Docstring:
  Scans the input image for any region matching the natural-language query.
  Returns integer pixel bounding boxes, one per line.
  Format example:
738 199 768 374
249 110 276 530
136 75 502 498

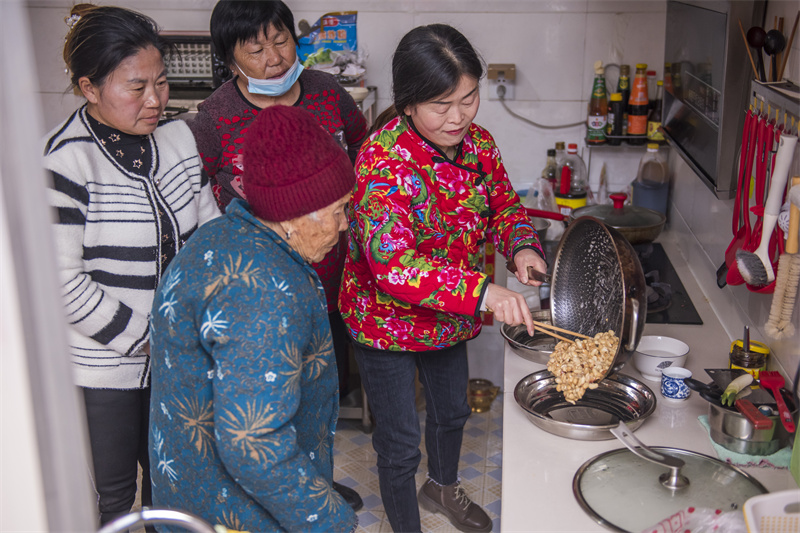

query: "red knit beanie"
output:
242 105 355 222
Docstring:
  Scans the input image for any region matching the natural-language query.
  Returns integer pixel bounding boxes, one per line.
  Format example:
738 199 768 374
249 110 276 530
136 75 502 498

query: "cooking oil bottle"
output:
631 143 668 215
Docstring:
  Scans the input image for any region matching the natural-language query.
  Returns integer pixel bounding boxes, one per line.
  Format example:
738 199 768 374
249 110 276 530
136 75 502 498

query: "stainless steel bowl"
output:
500 309 555 365
707 394 797 455
514 370 656 440
531 216 551 242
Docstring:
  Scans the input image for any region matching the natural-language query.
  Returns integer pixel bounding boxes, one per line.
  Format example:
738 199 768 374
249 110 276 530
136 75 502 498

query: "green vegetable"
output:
720 373 754 406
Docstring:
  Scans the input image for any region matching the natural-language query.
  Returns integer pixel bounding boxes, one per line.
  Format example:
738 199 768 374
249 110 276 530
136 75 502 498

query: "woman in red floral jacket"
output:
339 24 546 533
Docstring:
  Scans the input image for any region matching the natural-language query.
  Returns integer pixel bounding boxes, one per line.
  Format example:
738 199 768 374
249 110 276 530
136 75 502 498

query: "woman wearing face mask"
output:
193 0 367 207
340 24 546 533
190 0 367 512
43 4 218 526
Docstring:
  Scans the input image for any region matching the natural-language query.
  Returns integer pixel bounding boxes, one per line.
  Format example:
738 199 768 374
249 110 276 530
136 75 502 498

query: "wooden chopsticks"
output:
532 321 593 344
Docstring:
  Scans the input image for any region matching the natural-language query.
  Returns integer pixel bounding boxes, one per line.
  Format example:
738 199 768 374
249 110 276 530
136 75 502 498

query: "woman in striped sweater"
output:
43 4 218 526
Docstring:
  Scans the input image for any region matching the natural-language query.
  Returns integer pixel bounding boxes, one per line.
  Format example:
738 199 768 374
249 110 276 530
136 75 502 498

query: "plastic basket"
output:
743 489 800 533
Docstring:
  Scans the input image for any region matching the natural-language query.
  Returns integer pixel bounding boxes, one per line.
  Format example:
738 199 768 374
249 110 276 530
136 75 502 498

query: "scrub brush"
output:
765 176 799 339
737 134 798 286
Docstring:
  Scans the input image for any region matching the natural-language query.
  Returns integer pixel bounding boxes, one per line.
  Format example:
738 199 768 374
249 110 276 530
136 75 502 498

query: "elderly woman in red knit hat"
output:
148 105 357 532
191 1 367 445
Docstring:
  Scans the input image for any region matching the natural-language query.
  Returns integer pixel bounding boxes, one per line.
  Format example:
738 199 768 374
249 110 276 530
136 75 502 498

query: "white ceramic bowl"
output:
632 336 690 382
345 86 370 103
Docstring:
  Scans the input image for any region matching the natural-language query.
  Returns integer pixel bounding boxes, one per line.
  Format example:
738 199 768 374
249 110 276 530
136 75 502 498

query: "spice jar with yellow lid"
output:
729 325 769 381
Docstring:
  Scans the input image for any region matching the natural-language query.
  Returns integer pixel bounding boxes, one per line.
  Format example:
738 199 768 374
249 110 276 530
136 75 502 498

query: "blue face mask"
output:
236 57 304 97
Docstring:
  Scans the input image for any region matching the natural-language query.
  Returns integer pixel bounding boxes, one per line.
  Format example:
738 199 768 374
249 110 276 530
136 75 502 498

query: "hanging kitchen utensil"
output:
739 134 798 288
570 193 666 244
760 371 797 433
729 108 769 285
573 421 768 532
744 122 788 294
722 105 758 287
747 26 768 82
748 111 775 251
764 29 786 82
766 176 800 339
549 217 647 376
778 11 799 80
738 19 760 80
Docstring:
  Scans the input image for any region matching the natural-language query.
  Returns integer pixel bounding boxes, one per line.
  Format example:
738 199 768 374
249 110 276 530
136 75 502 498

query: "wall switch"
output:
487 63 516 101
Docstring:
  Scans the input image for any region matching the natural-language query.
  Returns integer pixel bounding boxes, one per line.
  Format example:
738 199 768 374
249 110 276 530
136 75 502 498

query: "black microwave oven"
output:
662 0 765 199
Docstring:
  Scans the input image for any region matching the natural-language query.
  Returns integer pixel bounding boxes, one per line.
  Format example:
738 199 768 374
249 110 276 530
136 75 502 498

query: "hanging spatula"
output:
759 370 796 433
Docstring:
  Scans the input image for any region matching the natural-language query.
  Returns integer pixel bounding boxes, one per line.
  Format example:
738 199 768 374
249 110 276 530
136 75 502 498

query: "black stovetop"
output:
632 242 703 325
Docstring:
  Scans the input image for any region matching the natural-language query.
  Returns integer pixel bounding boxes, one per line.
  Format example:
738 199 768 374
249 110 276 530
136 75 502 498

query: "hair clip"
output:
65 13 81 30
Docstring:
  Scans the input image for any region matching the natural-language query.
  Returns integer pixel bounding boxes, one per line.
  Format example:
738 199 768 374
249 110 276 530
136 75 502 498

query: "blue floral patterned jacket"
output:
149 199 356 532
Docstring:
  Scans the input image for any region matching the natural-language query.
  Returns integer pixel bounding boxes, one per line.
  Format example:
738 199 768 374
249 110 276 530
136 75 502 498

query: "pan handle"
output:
609 422 688 491
625 298 640 352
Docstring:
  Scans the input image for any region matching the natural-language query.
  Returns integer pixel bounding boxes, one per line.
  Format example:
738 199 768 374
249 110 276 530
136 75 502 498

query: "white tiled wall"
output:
30 0 666 192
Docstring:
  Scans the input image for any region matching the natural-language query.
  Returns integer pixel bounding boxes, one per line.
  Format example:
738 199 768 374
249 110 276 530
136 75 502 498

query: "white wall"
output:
30 0 667 192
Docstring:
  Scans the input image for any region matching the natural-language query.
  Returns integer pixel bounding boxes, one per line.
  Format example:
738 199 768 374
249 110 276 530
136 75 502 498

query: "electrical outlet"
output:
487 63 516 101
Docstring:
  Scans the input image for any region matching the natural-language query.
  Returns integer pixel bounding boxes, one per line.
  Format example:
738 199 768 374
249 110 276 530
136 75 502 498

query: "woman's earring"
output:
285 228 292 240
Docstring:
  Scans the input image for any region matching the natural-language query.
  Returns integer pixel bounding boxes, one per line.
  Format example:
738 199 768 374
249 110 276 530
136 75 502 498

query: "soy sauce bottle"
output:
617 65 631 135
606 93 624 146
626 63 649 145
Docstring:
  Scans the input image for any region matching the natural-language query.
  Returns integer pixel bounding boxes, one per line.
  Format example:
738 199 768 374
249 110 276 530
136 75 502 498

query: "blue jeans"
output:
353 342 471 533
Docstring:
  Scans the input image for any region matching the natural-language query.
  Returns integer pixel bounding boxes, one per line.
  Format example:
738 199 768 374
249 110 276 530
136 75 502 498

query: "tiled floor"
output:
334 394 504 533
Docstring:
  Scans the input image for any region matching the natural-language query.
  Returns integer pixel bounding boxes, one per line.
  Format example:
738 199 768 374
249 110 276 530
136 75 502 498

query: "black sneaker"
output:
333 481 364 512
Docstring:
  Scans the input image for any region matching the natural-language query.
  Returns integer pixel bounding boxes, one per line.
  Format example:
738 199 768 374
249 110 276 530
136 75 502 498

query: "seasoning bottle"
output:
632 143 669 215
554 144 588 215
616 65 631 135
729 326 769 381
541 148 557 186
646 69 657 112
626 63 649 145
646 80 665 144
586 60 608 145
554 141 567 170
606 93 624 146
663 63 674 95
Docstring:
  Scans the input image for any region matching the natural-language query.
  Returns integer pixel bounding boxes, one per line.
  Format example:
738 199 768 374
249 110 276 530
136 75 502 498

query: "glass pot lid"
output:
573 447 768 532
573 193 665 229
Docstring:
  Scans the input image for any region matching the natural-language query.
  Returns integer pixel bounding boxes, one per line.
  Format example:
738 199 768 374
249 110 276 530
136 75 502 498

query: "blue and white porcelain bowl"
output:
661 367 692 401
632 336 690 382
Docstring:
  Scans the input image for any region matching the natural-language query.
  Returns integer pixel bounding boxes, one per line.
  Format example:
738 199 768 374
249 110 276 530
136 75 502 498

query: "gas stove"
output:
633 243 703 325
